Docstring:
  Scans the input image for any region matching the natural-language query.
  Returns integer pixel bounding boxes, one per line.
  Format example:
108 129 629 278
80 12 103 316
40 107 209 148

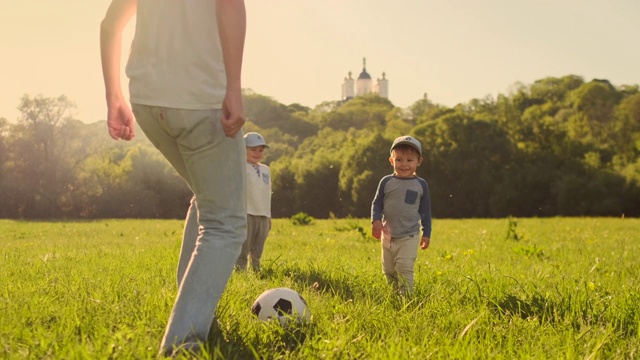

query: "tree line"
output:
1 75 639 219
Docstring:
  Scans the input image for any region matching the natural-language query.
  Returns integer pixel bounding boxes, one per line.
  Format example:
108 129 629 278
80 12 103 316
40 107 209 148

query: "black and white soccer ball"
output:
251 287 310 326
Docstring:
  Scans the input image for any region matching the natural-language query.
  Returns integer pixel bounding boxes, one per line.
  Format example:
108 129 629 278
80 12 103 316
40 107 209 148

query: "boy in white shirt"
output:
236 132 272 272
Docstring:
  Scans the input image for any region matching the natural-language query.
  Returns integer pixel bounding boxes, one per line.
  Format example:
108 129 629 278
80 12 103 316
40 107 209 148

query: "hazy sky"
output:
1 0 639 124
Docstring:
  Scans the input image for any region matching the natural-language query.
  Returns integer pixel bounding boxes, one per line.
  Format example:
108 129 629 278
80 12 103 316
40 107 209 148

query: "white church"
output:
341 58 389 102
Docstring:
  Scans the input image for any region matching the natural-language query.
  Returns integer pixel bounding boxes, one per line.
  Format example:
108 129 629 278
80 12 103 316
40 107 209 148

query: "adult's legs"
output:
134 105 198 288
178 196 199 287
133 105 246 354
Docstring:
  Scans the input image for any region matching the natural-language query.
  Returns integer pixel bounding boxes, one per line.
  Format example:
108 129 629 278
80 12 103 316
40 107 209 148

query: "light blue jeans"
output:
132 105 247 354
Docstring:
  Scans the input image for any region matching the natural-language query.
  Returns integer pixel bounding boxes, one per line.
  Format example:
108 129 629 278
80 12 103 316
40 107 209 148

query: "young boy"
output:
235 132 272 272
371 136 432 295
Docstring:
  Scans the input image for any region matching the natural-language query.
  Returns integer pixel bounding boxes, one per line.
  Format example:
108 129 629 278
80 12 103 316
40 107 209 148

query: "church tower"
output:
374 72 389 99
341 71 355 101
356 58 372 96
341 57 388 102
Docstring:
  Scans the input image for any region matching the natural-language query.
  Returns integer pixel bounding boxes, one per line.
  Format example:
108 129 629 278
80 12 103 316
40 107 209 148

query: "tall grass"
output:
1 218 639 359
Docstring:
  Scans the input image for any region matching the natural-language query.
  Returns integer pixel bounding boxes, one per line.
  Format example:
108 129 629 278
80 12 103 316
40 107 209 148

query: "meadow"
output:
1 217 639 359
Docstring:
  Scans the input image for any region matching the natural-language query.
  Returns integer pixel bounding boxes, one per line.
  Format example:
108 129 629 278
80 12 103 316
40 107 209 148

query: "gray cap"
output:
390 135 422 156
244 132 270 148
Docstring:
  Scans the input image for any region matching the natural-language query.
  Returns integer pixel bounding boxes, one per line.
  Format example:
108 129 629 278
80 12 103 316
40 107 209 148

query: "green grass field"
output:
1 217 639 359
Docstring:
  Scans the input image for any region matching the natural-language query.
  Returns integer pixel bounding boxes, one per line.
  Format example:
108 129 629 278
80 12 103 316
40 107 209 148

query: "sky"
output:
1 0 639 124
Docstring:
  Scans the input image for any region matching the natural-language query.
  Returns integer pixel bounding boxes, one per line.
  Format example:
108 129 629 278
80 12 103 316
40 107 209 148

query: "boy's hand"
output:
372 220 383 239
420 236 430 250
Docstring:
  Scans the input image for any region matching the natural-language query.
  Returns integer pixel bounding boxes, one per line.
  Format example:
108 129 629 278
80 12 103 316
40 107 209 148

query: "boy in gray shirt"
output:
371 136 432 295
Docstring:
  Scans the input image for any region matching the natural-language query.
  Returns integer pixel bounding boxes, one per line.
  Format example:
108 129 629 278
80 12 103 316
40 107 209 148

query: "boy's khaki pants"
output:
236 214 270 271
132 105 247 354
381 233 420 295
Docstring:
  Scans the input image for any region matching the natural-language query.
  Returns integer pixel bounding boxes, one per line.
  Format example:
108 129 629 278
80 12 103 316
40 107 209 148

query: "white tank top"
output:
126 0 226 109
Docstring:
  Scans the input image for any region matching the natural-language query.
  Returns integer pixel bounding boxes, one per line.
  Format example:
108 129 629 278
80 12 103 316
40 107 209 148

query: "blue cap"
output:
244 132 270 148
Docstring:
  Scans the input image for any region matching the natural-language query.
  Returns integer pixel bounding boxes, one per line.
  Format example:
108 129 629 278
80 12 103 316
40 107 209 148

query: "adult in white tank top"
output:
101 0 247 356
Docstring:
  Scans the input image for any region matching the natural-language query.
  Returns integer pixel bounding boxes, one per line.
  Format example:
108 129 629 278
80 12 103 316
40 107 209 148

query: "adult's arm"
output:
217 0 247 138
100 0 137 141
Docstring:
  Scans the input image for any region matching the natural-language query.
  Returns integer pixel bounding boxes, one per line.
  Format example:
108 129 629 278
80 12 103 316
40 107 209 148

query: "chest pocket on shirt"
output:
404 189 419 204
262 173 270 185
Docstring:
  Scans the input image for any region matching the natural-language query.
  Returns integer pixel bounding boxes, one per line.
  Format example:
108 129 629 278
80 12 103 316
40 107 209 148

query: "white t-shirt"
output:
126 0 227 109
246 162 272 217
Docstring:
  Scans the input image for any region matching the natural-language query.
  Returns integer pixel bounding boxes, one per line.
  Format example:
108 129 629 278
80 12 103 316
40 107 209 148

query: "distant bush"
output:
291 212 314 226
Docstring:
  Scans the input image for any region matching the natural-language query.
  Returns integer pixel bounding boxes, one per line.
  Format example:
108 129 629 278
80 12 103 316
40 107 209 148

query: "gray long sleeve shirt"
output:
371 174 432 238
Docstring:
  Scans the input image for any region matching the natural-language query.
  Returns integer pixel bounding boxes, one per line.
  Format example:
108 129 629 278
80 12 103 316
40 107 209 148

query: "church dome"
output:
357 57 371 80
358 70 371 80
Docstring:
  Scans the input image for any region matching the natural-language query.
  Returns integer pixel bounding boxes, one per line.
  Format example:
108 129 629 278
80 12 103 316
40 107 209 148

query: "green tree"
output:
122 146 190 218
555 163 629 216
611 93 640 162
271 129 348 218
270 162 298 218
290 153 342 218
518 103 567 153
529 75 584 104
243 92 317 139
0 118 9 217
482 94 522 145
5 94 82 217
338 132 391 217
316 94 394 131
414 112 514 217
488 152 561 217
569 80 621 146
80 145 189 218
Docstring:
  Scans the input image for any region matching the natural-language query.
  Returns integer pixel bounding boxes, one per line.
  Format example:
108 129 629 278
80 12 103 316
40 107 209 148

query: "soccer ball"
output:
251 287 310 326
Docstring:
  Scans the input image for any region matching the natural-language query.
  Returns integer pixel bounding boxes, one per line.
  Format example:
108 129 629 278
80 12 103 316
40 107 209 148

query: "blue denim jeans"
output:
132 105 247 354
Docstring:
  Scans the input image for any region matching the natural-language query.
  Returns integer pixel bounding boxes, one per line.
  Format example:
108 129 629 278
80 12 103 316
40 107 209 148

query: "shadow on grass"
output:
256 260 429 312
257 260 360 302
205 319 254 360
206 316 312 360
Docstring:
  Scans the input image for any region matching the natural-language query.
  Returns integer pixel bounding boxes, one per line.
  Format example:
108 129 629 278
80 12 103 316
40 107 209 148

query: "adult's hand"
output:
221 89 245 138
